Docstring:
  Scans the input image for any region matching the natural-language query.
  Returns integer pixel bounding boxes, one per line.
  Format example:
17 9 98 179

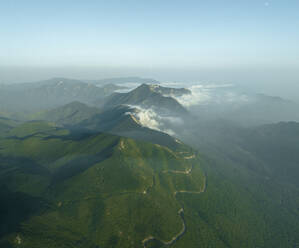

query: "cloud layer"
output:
160 83 250 108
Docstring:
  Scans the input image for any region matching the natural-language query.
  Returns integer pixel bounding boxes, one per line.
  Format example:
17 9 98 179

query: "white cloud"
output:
158 82 185 88
135 108 161 131
114 82 140 93
125 105 182 136
174 85 211 107
162 83 251 108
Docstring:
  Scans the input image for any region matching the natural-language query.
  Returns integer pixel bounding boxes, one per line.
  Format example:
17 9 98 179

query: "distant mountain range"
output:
86 76 160 85
0 78 125 113
188 86 299 125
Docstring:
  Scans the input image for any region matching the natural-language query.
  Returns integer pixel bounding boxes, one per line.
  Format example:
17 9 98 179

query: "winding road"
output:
142 154 206 248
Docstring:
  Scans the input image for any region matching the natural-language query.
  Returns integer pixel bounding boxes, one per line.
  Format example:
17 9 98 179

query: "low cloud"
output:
125 105 183 136
161 83 250 108
174 85 211 107
115 82 140 93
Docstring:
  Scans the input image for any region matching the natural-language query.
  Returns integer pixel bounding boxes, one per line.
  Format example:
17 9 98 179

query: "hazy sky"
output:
1 0 299 68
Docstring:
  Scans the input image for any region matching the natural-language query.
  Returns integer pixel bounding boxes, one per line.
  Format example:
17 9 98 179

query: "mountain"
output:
0 117 19 136
176 119 299 247
31 101 101 126
240 121 299 186
25 100 183 150
86 77 160 85
5 121 69 138
1 78 299 247
188 87 299 126
0 78 124 113
100 83 127 94
0 121 205 248
148 84 191 97
228 94 299 125
179 119 299 189
1 120 298 247
101 84 188 114
76 105 183 150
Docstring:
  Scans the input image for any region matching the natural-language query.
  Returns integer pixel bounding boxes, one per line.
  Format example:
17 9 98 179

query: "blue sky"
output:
1 0 299 68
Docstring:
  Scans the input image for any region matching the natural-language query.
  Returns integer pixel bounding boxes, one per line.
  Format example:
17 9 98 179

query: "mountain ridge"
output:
0 121 205 248
102 84 188 115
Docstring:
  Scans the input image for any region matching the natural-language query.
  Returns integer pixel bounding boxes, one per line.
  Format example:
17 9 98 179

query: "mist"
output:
1 65 298 102
1 1 299 247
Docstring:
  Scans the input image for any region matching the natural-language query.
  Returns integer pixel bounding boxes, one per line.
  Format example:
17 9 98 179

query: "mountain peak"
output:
135 83 154 91
127 84 159 98
103 83 188 114
134 83 191 97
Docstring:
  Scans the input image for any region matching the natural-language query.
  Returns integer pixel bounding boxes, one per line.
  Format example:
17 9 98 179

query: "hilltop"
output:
31 101 101 126
102 84 189 114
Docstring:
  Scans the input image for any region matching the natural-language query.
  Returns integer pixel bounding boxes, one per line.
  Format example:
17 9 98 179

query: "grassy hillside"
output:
30 102 101 126
0 117 19 136
0 121 298 247
0 122 205 248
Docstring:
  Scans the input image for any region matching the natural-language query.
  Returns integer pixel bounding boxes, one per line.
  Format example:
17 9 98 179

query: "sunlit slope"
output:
30 101 101 126
2 121 297 248
0 122 205 248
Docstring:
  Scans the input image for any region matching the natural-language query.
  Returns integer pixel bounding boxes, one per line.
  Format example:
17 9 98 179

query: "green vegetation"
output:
0 122 205 248
0 117 18 136
175 121 299 248
77 105 184 150
30 101 101 126
0 117 298 247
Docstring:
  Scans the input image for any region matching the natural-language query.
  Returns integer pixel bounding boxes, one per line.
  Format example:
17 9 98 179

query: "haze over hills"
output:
86 77 160 86
2 76 298 125
0 78 125 113
190 92 299 126
0 78 298 248
1 0 299 246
